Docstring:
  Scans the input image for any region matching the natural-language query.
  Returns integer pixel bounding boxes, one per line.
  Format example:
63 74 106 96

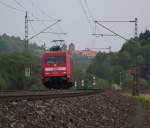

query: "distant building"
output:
76 48 97 58
68 43 97 58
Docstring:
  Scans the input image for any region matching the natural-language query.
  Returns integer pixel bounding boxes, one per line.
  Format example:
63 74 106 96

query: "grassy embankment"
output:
122 92 150 128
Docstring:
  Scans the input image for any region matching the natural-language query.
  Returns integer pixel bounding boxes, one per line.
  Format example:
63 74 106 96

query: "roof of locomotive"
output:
42 51 68 57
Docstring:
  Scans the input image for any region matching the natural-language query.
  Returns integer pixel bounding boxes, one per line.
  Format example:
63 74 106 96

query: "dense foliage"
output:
87 30 150 88
0 34 44 56
0 30 150 90
0 52 44 90
0 34 44 90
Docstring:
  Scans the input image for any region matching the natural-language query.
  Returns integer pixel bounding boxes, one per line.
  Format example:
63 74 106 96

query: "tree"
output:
0 52 42 90
139 30 150 40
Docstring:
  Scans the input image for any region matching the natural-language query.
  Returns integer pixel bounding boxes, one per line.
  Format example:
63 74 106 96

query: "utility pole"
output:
135 17 138 37
133 18 139 96
25 11 28 49
24 11 31 80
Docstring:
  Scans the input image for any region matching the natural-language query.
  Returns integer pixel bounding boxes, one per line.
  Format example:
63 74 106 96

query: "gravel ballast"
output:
0 90 135 128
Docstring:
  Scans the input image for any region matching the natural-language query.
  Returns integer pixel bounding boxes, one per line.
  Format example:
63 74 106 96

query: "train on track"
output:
40 45 74 89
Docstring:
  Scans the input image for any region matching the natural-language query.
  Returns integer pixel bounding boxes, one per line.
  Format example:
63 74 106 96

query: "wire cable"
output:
0 0 25 13
30 0 65 40
95 21 128 41
79 0 93 32
13 0 26 10
83 0 97 48
27 0 64 39
28 17 44 43
84 0 95 33
84 0 94 21
30 0 55 21
13 0 64 41
29 20 60 40
13 0 48 27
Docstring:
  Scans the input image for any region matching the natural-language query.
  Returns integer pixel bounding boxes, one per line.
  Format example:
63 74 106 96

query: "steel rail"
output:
0 89 103 101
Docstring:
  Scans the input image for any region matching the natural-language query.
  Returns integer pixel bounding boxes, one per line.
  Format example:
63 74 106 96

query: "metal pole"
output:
133 18 139 95
135 17 138 37
25 11 31 80
25 11 28 49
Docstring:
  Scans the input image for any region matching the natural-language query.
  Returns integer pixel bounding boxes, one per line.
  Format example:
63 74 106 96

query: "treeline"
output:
0 34 45 90
0 34 44 56
86 30 150 89
0 30 150 90
0 52 43 90
0 34 86 90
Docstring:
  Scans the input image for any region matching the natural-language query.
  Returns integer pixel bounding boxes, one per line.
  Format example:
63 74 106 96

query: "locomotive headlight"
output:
63 72 66 74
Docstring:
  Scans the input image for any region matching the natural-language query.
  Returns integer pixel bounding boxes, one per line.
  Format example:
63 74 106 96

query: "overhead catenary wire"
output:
0 0 65 48
28 16 45 43
78 0 98 49
84 0 94 21
92 33 120 37
13 0 64 42
30 0 64 38
3 0 58 35
13 0 49 27
29 20 61 40
79 0 93 33
83 0 97 48
95 21 128 41
13 0 26 10
0 0 25 13
30 0 55 21
13 0 64 41
42 32 67 35
96 20 136 23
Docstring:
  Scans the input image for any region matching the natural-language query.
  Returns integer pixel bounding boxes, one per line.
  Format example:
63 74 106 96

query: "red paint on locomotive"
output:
40 51 73 89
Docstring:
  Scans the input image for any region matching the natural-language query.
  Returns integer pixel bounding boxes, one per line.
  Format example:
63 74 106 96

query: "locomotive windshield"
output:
45 56 65 64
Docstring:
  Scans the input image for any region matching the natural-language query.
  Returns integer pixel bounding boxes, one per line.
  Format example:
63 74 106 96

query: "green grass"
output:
133 100 145 128
121 93 150 128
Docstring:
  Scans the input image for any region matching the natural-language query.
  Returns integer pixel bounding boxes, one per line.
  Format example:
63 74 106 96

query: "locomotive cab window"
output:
45 56 65 64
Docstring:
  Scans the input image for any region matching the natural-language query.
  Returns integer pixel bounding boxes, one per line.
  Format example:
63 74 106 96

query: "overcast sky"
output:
0 0 150 51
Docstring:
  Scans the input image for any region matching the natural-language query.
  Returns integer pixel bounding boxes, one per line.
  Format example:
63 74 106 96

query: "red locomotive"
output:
40 45 74 89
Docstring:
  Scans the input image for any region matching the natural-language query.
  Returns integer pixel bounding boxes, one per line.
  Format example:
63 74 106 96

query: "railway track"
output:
0 89 103 101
